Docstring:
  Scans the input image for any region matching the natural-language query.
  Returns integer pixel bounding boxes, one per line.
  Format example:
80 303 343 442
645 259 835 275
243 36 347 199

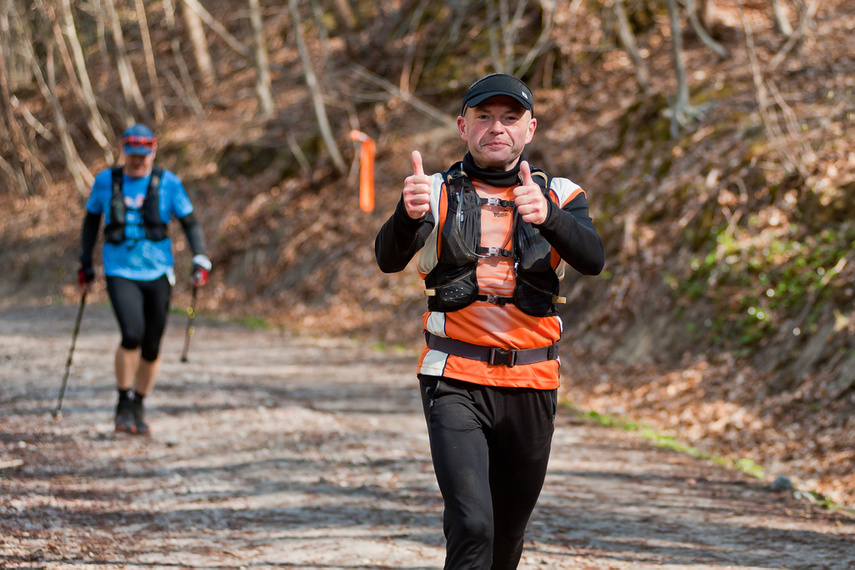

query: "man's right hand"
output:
403 150 431 220
77 266 94 294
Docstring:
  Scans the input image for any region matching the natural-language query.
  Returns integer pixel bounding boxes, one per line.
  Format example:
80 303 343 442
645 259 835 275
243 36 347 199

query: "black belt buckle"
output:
489 347 516 367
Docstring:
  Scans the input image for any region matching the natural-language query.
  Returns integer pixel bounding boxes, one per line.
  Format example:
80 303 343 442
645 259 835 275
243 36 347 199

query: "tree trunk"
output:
665 0 691 137
769 0 821 70
133 0 165 123
36 0 113 163
331 0 357 30
0 48 32 195
288 0 346 174
87 0 112 73
162 0 204 117
184 0 252 58
0 0 44 195
249 0 274 118
771 0 794 37
613 0 651 92
697 0 717 32
2 0 31 90
686 0 729 59
740 8 804 176
23 30 91 194
182 0 216 87
517 0 556 79
486 0 527 74
59 0 113 160
103 0 148 122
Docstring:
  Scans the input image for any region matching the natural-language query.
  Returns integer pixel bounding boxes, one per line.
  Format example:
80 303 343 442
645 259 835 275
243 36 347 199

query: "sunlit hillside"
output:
1 0 853 507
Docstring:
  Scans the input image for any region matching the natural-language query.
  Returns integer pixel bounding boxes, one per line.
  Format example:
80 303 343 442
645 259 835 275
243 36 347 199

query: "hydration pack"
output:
104 166 168 244
424 162 564 317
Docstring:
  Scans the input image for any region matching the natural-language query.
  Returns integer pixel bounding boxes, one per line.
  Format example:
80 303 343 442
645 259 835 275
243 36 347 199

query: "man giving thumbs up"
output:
374 73 605 569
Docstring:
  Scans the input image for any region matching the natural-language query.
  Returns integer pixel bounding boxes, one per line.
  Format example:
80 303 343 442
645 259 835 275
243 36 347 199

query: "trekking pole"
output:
53 293 87 420
180 287 198 363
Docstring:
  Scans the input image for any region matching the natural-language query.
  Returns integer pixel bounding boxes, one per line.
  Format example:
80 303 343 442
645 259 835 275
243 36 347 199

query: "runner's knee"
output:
140 343 160 361
120 333 143 351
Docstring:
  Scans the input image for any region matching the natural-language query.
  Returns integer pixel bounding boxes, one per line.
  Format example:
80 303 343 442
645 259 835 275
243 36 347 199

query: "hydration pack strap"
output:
425 332 557 368
475 245 514 258
475 293 513 306
480 196 514 208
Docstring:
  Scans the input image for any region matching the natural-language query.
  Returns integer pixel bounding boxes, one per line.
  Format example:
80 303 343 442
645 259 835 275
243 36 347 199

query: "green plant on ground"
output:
674 221 854 352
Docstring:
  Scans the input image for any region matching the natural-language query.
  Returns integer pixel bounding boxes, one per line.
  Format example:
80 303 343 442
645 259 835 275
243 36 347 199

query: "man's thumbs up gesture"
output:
514 161 549 225
403 150 432 220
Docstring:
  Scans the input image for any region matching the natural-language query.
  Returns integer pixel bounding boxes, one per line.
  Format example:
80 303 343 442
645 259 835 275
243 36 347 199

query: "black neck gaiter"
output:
462 152 526 187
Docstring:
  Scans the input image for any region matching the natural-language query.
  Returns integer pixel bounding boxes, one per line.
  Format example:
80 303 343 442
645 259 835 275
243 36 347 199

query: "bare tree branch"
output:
331 0 358 29
289 0 346 174
161 0 204 117
0 0 51 195
18 23 91 194
739 4 808 177
249 0 275 118
685 0 730 59
58 0 113 158
183 0 252 58
10 95 55 141
181 0 215 87
666 0 691 136
516 0 557 79
103 0 148 122
613 0 651 92
771 0 794 36
350 64 458 131
133 0 166 123
769 0 821 70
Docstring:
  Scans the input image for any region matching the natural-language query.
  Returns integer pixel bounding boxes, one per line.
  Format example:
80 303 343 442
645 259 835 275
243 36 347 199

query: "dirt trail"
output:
1 304 853 569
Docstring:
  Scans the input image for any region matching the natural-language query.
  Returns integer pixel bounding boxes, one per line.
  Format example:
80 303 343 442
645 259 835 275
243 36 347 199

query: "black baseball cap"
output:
460 74 534 115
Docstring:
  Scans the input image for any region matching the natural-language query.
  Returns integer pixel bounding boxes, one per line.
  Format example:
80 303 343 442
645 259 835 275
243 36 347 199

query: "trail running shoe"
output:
115 397 134 433
132 398 151 436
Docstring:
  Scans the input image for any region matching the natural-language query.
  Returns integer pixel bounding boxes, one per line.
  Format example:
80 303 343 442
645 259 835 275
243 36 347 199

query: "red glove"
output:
192 265 209 287
78 266 95 290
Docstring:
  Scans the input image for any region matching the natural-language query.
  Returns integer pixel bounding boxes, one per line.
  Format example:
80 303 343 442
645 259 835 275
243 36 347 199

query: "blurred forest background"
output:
1 0 853 508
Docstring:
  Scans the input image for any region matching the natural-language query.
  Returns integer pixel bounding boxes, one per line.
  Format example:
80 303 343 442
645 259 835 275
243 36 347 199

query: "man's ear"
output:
525 117 537 144
457 115 468 141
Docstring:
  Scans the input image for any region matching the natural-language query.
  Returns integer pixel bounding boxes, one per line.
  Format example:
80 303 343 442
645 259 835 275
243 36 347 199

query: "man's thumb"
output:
520 160 534 184
412 150 425 176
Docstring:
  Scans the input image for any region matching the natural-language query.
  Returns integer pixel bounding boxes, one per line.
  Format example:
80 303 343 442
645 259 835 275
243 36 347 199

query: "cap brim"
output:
123 145 153 156
463 91 533 112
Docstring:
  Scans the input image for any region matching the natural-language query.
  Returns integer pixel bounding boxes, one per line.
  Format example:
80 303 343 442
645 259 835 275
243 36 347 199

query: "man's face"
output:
457 95 536 171
123 149 156 179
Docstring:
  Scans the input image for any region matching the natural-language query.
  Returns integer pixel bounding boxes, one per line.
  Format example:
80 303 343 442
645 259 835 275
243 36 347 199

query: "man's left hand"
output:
192 266 209 288
513 161 549 225
191 255 212 288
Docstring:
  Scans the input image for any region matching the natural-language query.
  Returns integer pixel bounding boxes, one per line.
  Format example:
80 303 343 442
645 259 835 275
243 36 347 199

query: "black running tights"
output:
419 375 557 570
106 275 171 361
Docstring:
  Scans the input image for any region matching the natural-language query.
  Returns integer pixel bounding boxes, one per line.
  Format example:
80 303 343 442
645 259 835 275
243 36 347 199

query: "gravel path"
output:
1 304 853 569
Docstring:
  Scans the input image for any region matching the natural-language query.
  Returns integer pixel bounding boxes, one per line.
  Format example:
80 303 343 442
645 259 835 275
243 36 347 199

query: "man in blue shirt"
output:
78 124 212 435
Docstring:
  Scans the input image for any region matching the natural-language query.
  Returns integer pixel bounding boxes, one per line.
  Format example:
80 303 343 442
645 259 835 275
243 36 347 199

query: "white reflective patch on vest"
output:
416 173 445 276
425 312 447 337
419 349 449 376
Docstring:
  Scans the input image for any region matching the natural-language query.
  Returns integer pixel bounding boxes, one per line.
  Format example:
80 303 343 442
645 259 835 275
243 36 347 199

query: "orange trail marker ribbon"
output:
349 130 375 212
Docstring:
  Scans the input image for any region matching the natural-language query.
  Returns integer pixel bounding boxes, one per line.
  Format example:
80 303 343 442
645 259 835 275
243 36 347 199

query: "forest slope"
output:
1 1 853 508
